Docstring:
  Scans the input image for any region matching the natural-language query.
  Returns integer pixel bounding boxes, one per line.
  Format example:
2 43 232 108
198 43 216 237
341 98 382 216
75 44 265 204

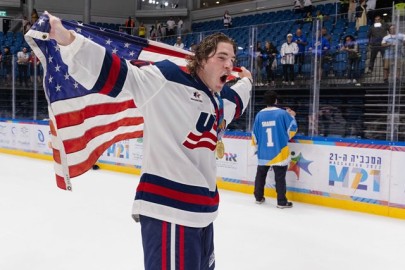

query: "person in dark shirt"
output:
2 46 12 85
367 15 389 74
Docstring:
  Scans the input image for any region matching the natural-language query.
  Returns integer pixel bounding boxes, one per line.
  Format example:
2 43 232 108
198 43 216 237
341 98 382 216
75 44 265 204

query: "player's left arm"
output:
221 77 252 125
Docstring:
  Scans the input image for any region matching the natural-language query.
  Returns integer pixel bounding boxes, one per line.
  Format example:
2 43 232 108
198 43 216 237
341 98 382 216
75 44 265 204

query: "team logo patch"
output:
183 112 217 151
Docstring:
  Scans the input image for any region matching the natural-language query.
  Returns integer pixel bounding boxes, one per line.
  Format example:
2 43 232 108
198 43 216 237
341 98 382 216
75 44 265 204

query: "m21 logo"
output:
106 142 129 159
329 166 381 192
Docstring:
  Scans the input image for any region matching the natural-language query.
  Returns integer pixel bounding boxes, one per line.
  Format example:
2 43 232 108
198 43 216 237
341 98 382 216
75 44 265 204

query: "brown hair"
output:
187 32 236 76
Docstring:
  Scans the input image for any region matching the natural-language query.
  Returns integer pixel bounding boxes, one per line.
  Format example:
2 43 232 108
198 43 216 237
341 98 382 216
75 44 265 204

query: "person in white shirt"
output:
223 10 232 28
174 36 185 49
17 47 30 86
177 17 183 36
280 33 299 85
381 24 405 83
166 17 176 36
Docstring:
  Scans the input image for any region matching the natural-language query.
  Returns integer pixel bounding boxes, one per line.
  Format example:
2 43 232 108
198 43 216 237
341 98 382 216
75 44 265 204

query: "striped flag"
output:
25 15 193 191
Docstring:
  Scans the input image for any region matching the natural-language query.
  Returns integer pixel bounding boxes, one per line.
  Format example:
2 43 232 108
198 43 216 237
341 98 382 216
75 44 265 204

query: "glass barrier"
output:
1 6 404 143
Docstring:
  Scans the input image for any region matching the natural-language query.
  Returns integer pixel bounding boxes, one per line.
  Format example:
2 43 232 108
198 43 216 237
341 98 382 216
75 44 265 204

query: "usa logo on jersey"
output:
183 112 217 151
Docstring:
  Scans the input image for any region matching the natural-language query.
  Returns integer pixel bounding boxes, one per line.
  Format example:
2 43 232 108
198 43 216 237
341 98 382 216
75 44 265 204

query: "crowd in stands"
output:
0 2 403 89
190 1 403 87
119 15 184 41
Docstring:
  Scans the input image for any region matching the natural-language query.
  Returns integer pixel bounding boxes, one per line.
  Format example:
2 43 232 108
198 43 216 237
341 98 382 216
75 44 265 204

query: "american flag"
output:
25 15 192 191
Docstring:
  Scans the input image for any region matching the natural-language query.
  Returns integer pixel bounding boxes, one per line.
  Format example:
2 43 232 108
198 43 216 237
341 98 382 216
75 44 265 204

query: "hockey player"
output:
252 90 297 208
46 11 252 270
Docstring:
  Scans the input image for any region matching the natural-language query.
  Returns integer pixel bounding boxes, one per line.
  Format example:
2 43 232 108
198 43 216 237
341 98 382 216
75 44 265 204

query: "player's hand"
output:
286 108 296 117
238 66 252 82
45 11 75 46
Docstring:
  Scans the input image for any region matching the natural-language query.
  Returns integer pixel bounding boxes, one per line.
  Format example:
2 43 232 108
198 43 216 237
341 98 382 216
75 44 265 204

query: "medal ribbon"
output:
215 93 225 141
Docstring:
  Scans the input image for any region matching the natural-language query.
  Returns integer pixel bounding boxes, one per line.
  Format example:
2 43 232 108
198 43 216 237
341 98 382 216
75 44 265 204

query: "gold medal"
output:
216 140 225 159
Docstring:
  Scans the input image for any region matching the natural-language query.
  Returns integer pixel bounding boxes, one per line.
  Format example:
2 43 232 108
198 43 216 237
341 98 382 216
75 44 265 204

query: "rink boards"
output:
1 119 404 219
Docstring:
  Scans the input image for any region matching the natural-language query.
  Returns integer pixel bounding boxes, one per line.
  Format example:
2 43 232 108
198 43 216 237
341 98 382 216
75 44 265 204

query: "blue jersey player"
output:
252 90 297 208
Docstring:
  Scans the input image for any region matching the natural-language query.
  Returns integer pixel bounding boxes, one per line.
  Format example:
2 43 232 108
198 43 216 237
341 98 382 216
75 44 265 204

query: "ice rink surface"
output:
1 154 404 270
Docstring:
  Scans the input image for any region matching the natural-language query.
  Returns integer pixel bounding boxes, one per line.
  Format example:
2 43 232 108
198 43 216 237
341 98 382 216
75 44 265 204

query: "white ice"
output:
1 154 404 270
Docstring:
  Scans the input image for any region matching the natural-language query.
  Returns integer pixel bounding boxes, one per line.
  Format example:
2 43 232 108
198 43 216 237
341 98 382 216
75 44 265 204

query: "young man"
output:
252 90 297 208
292 28 308 77
46 11 252 270
381 24 405 84
367 15 389 74
280 33 298 86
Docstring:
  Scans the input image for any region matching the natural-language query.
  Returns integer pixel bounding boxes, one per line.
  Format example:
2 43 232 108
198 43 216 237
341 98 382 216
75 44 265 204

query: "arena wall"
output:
1 119 404 219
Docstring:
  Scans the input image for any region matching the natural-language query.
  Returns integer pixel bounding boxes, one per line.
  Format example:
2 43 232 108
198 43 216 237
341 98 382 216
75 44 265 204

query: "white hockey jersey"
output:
59 33 252 228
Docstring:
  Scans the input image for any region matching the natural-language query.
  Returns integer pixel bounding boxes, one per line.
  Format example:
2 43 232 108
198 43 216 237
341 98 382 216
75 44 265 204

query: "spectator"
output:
138 22 146 38
189 43 197 52
263 41 278 86
309 29 331 78
381 24 405 84
17 47 30 87
316 10 324 21
367 15 389 74
31 8 39 24
293 0 304 14
46 11 252 269
166 17 176 36
321 27 332 43
348 0 357 23
2 46 12 85
303 0 313 13
254 41 264 86
252 90 298 207
292 28 308 77
149 25 157 40
174 36 184 49
177 17 183 36
22 16 31 34
341 35 360 85
28 50 42 84
302 11 313 24
340 0 349 18
223 10 232 28
0 50 2 83
157 22 163 40
124 16 135 35
280 33 299 85
321 27 333 76
356 0 367 30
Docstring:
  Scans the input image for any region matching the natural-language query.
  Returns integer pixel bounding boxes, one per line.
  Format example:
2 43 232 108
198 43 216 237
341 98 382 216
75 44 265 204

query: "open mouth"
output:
220 75 228 83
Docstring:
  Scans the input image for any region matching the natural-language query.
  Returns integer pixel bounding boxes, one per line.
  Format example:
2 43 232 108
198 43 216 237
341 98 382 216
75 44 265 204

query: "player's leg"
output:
140 215 215 270
254 165 270 203
273 165 292 208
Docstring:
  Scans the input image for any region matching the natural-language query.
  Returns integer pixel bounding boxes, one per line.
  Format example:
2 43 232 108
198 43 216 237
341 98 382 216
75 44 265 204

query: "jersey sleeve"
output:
221 77 252 126
285 113 298 139
59 32 166 108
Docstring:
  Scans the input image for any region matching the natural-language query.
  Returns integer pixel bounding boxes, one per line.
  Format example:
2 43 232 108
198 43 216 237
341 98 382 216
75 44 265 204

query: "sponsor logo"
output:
37 130 45 143
288 151 313 179
328 153 382 192
191 91 203 103
209 252 215 268
106 141 130 159
0 125 6 136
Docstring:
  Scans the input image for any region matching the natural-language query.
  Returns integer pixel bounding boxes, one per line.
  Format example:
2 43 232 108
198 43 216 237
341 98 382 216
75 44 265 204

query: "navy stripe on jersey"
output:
91 52 128 97
155 60 240 122
155 60 212 96
135 173 219 213
221 86 243 119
